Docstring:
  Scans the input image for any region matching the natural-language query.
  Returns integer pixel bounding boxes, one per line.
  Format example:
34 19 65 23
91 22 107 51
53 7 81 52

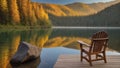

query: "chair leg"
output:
96 54 98 59
88 55 92 66
81 50 83 62
103 52 107 63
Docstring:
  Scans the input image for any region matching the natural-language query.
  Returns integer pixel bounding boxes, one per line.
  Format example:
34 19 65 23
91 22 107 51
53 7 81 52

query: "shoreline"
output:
52 26 120 29
0 26 120 30
0 25 51 30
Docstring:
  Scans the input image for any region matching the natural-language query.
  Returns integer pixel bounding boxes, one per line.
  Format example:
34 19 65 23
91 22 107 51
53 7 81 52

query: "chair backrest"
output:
89 31 108 54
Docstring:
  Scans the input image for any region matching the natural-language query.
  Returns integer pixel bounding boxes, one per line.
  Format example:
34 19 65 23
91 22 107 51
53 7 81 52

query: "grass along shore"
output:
0 25 51 30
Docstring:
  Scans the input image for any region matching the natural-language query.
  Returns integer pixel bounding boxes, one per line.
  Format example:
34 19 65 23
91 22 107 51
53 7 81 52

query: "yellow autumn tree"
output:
32 2 51 26
39 5 49 20
38 4 51 26
28 2 37 25
0 0 9 24
7 0 20 24
0 0 51 26
17 0 30 25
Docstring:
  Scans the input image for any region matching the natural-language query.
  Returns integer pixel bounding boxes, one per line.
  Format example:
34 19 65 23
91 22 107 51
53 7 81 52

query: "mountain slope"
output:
41 0 120 16
89 0 120 12
66 2 97 15
41 3 81 16
49 3 120 26
42 3 96 16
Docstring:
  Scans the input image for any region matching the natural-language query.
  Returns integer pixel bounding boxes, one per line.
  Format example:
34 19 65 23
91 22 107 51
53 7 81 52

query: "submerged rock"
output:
10 41 41 65
11 58 40 68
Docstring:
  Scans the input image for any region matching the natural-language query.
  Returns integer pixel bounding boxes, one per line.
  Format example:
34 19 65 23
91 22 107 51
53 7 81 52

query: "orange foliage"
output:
44 36 91 49
0 0 8 11
0 0 50 26
8 0 20 23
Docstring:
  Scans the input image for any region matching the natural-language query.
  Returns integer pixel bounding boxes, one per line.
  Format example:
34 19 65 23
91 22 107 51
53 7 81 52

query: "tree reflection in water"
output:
0 28 120 68
0 29 51 68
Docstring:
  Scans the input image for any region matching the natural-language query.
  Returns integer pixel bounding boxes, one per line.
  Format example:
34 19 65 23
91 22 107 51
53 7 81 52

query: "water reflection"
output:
44 36 91 49
45 29 120 52
0 29 51 68
0 28 120 68
11 58 40 68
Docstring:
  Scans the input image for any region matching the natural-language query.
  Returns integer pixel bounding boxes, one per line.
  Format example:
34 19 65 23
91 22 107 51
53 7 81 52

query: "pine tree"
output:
17 0 30 25
28 2 37 25
0 0 9 24
7 0 20 25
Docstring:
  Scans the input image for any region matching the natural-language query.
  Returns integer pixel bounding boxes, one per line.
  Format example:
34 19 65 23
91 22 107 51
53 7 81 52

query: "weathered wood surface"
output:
54 55 120 68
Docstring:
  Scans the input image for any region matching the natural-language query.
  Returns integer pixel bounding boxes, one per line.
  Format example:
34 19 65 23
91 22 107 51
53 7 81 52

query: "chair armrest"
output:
92 38 108 41
77 40 90 47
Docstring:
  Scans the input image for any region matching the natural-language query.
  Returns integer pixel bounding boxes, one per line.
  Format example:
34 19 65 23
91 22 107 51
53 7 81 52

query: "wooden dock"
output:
54 55 120 68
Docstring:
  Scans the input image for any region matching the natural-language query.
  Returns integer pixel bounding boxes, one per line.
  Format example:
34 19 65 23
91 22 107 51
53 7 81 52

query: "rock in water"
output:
10 41 41 64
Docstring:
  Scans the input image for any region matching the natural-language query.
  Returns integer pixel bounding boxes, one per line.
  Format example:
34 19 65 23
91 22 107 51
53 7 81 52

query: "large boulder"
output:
10 41 41 65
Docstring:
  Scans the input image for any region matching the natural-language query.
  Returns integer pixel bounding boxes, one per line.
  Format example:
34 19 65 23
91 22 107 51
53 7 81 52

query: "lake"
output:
0 28 120 68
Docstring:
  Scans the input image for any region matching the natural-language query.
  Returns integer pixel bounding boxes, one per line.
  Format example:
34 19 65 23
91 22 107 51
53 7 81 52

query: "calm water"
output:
0 28 120 68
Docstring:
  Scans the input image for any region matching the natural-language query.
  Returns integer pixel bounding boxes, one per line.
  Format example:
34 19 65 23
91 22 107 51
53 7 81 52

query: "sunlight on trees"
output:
7 0 20 24
0 0 51 27
0 0 9 24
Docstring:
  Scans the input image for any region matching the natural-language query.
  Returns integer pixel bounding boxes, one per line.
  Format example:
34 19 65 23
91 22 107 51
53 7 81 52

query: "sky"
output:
32 0 115 4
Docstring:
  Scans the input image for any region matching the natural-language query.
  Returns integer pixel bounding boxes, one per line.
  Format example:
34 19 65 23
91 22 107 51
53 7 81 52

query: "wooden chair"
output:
78 31 108 66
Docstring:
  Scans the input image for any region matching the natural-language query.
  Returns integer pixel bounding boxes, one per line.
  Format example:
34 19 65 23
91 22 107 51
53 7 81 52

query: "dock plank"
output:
54 55 120 68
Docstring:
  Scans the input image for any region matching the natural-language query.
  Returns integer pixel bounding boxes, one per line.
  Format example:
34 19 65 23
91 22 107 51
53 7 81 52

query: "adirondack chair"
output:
78 31 108 66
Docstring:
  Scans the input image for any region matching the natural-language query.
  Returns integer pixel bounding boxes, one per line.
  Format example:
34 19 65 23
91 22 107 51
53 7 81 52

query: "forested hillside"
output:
49 3 120 26
0 0 120 27
0 0 51 26
41 0 120 16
